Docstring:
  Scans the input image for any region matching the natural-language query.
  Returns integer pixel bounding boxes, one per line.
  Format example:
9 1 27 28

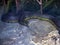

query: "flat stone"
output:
28 19 57 37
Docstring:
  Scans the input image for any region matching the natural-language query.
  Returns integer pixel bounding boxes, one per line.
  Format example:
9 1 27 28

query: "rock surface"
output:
28 19 57 37
28 19 60 45
0 19 60 45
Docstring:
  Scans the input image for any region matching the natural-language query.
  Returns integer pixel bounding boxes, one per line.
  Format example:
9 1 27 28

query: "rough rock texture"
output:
28 19 60 45
31 30 60 45
0 19 60 45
